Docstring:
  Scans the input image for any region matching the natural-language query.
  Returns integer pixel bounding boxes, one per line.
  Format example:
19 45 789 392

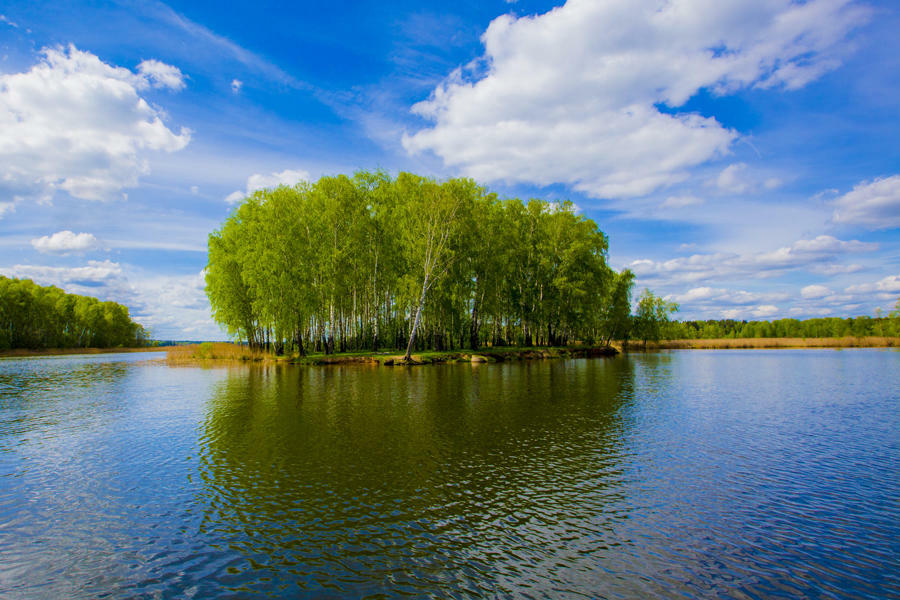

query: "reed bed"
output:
0 346 161 358
165 342 275 364
644 336 898 349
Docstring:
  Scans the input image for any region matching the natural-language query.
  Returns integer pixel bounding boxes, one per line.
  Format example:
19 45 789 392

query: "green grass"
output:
167 343 619 366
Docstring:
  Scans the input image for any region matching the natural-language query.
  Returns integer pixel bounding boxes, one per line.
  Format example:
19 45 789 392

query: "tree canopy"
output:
0 276 149 350
634 289 679 346
661 312 900 340
205 170 632 355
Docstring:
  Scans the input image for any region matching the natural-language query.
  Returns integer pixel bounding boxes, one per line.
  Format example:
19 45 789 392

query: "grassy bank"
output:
166 342 619 366
0 346 164 358
637 336 898 350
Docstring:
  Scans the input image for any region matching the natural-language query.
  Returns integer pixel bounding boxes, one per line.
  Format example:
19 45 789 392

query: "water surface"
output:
1 350 898 598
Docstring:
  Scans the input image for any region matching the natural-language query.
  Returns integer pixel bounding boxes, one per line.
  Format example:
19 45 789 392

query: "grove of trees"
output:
662 311 900 340
205 170 898 355
205 170 635 357
0 276 149 350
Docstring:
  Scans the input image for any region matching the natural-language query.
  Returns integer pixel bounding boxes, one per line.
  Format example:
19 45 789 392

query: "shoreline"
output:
0 346 164 358
166 336 899 366
637 336 897 350
166 344 619 366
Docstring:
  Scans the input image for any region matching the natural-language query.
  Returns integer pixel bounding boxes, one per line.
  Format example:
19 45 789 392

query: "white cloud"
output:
135 59 186 90
845 275 900 295
630 235 877 285
715 163 751 194
809 263 863 276
231 78 243 93
718 304 780 320
711 163 783 195
224 190 246 205
663 272 899 320
670 286 789 306
657 273 897 321
225 168 310 204
7 260 123 285
0 202 15 219
661 195 704 209
404 0 868 199
752 305 779 318
672 286 721 302
0 14 18 28
831 175 900 229
801 284 831 299
31 231 100 254
0 45 190 203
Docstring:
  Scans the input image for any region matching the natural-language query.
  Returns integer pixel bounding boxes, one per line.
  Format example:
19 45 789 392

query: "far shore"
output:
639 336 897 350
6 337 896 363
0 346 165 358
165 335 899 367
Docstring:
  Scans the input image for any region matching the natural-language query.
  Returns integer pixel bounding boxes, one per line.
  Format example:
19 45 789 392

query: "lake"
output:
1 349 897 598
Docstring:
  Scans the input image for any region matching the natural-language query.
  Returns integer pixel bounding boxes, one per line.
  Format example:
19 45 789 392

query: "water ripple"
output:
0 350 897 598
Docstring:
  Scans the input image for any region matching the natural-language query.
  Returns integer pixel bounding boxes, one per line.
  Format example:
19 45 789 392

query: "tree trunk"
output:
404 274 429 360
295 329 305 356
372 251 379 352
470 301 479 350
326 299 335 354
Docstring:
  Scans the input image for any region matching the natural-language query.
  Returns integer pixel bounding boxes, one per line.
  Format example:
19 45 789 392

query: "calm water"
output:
0 350 898 599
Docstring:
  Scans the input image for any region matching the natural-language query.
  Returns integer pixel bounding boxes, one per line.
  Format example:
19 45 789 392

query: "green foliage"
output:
633 288 679 345
662 312 900 340
0 276 149 350
205 170 633 353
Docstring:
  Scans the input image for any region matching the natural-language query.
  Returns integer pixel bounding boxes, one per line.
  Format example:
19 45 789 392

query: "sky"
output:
0 0 898 340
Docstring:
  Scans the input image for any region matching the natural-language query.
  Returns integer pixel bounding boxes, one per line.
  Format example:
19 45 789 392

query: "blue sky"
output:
0 0 898 339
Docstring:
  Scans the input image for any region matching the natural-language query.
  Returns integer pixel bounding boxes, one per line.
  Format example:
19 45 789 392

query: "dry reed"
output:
641 336 898 350
165 342 274 363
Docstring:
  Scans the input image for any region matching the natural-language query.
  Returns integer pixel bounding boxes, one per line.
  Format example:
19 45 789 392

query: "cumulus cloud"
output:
7 260 123 286
831 175 900 229
231 78 243 93
225 168 310 204
135 59 187 90
752 305 779 318
630 235 877 285
669 286 789 306
718 305 780 319
0 45 191 203
662 274 899 321
844 275 900 295
801 284 831 299
404 0 868 199
31 231 100 254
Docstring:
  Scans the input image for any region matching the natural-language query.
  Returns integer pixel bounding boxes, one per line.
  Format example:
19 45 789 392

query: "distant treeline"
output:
206 170 637 357
662 315 900 340
0 276 149 350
